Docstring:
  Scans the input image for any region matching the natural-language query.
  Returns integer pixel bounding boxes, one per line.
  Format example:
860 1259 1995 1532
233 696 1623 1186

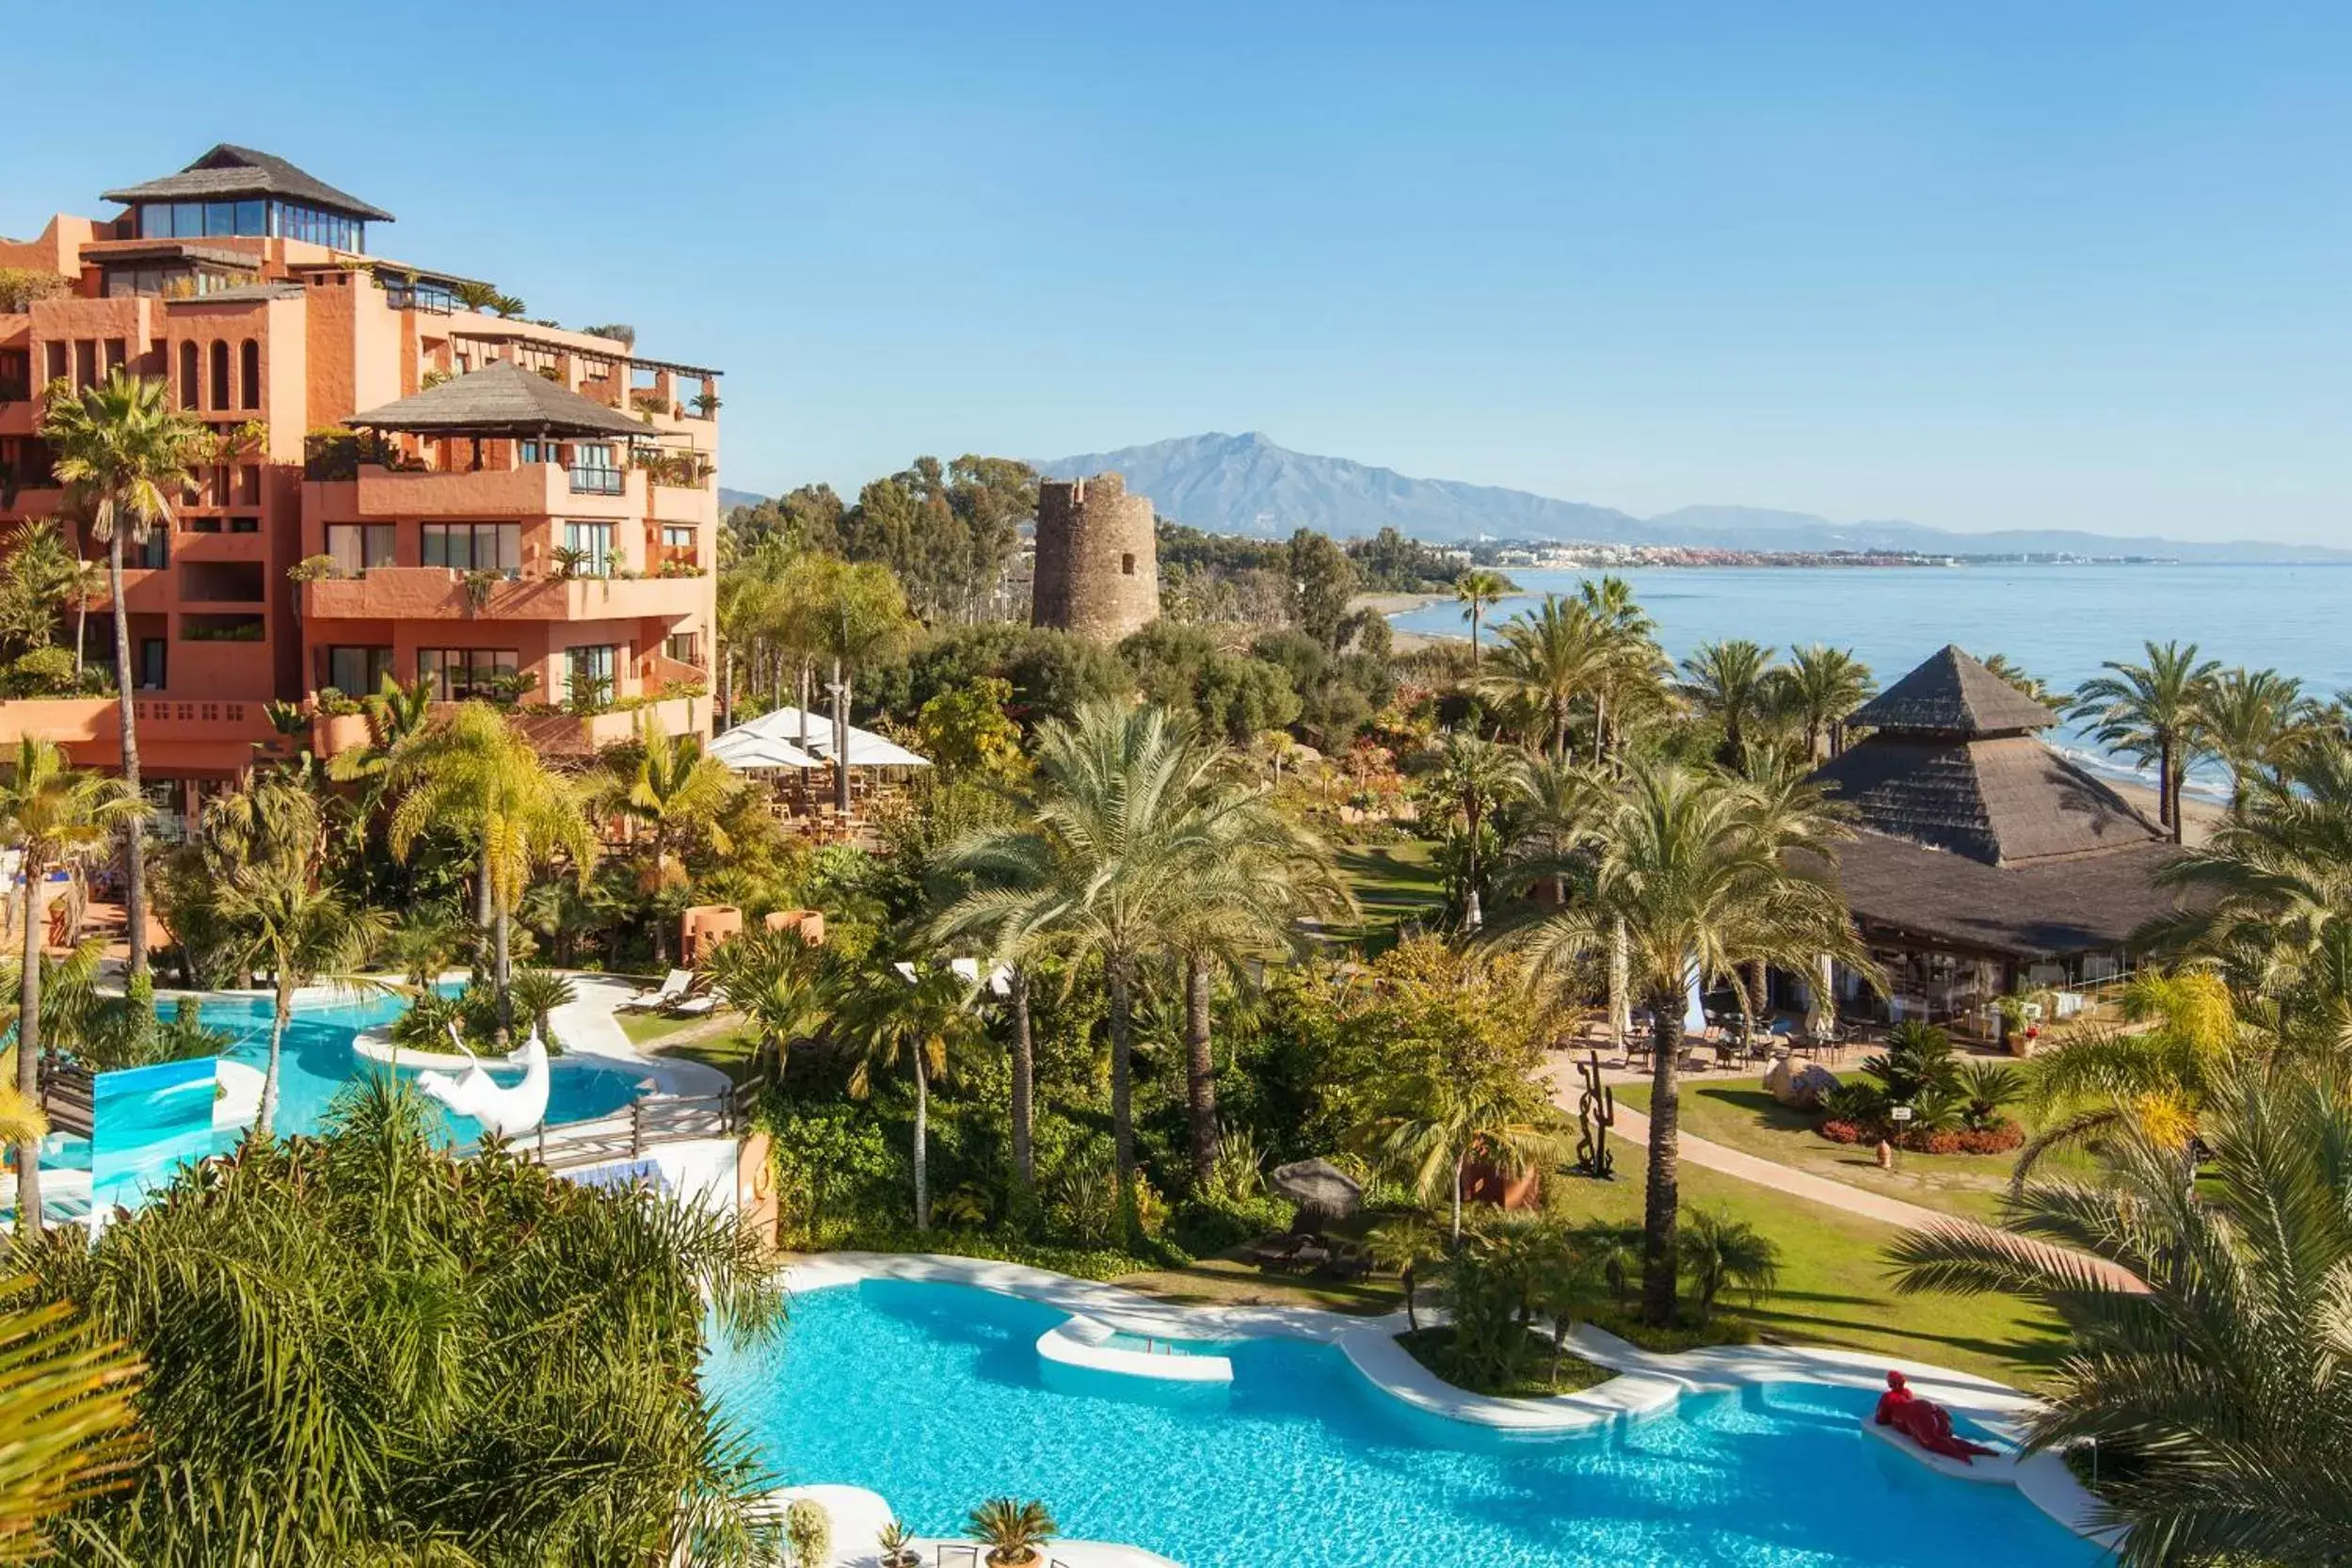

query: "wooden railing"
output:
475 1080 761 1175
39 1058 92 1141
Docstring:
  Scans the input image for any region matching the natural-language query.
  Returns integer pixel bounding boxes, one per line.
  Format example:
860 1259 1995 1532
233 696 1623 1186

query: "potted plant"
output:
968 1497 1056 1568
877 1518 920 1568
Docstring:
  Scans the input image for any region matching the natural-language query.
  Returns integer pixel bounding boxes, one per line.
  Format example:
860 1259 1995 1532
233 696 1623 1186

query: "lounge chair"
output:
664 990 717 1017
622 969 692 1012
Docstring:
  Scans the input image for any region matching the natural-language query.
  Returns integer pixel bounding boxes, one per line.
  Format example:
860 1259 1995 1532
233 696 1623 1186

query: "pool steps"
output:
1036 1315 1235 1384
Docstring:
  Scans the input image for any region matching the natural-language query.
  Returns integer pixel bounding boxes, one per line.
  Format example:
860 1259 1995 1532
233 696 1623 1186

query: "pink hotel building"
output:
0 145 719 831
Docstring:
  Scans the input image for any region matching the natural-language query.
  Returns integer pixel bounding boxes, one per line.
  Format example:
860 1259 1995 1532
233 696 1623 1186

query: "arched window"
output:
239 341 260 409
209 341 230 409
178 342 199 408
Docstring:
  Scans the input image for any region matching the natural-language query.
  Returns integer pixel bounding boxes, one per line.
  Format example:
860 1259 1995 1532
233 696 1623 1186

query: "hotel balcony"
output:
299 566 706 624
336 461 646 520
312 692 708 761
0 696 290 773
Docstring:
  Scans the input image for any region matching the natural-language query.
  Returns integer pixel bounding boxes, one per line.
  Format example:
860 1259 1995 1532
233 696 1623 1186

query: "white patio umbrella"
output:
709 730 823 771
830 731 930 768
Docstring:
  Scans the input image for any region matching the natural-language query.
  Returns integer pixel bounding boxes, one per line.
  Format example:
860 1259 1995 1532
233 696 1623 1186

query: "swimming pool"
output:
704 1279 2104 1568
48 988 653 1214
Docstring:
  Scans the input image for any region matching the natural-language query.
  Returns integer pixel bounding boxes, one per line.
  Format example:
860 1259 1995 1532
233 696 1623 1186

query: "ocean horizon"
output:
1386 560 2352 799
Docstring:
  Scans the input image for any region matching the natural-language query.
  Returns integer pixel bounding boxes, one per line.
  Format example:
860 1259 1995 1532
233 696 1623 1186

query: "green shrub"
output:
1168 1192 1291 1256
783 1498 832 1568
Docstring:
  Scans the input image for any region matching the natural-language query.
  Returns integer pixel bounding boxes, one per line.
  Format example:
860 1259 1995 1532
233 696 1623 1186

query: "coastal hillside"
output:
1038 433 2351 562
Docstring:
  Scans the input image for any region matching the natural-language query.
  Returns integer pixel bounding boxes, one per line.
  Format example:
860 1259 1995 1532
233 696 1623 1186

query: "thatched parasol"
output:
1270 1158 1361 1225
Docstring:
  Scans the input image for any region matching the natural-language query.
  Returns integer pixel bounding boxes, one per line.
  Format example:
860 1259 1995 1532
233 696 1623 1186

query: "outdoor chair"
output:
620 969 692 1012
936 1547 978 1568
664 989 717 1018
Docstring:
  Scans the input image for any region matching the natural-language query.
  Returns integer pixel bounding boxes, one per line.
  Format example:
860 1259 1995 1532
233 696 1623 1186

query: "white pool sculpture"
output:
413 1028 552 1138
1037 1315 1235 1384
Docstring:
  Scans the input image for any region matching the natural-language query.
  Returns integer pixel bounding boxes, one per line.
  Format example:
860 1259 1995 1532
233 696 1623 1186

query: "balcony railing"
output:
568 466 624 496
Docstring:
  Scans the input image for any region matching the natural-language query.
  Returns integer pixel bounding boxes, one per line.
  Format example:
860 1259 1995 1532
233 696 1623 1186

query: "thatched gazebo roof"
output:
1848 644 2059 737
104 144 393 222
1807 644 2187 962
347 361 647 440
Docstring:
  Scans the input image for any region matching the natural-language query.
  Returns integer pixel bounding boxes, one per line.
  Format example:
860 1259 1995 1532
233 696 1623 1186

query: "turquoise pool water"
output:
43 989 652 1214
705 1280 2104 1568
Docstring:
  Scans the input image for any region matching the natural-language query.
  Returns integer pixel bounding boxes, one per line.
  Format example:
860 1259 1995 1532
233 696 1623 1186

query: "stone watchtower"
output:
1031 472 1160 643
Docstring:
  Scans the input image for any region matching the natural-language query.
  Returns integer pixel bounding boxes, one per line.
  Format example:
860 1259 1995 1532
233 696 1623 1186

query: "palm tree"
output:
24 1077 785 1563
40 370 206 984
1576 575 1664 763
2195 665 2315 814
934 703 1265 1227
216 863 389 1135
1675 1208 1781 1320
2141 737 2352 1049
389 703 595 1031
702 923 829 1076
833 961 984 1229
1366 1215 1445 1333
0 737 139 1232
1976 651 2054 706
1354 1055 1566 1244
2071 639 2221 840
2008 968 2239 1188
1430 730 1518 932
1452 568 1512 666
1676 639 1778 763
0 1273 144 1559
1479 595 1606 758
598 716 738 965
1501 759 1869 1322
1782 644 1875 760
1887 1064 2352 1566
808 557 915 816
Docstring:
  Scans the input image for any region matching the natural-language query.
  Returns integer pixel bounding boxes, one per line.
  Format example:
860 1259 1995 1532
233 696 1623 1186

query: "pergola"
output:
347 360 647 471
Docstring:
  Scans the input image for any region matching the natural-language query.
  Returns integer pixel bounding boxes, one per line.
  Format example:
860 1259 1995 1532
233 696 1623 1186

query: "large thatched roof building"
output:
1806 645 2190 1033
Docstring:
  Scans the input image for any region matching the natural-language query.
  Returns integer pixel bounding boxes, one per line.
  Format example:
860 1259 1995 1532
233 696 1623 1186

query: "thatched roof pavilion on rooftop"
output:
1804 646 2194 1042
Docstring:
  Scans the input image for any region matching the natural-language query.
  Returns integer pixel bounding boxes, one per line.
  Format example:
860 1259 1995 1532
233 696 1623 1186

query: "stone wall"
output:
1031 472 1159 644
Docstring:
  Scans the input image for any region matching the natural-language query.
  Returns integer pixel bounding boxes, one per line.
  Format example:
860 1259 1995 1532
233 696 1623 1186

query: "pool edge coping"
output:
785 1251 2120 1548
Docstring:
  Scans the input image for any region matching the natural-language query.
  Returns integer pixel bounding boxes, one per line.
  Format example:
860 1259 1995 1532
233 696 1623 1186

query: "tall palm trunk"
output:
493 904 514 1032
14 865 45 1232
474 856 493 941
831 657 852 817
72 591 88 681
1592 691 1609 766
911 1055 930 1230
258 984 292 1136
1009 968 1034 1194
1183 955 1218 1184
1449 1145 1468 1243
717 632 732 731
1608 920 1630 1048
1107 953 1137 1232
1641 989 1686 1325
2157 738 2176 834
108 532 149 984
1462 799 1484 932
1469 606 1483 666
797 663 812 750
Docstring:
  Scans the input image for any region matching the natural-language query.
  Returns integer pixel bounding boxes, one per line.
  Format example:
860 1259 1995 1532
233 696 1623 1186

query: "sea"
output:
1385 561 2352 798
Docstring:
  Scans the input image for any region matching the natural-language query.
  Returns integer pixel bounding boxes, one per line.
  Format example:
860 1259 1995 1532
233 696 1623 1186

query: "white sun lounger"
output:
666 993 718 1017
622 969 693 1012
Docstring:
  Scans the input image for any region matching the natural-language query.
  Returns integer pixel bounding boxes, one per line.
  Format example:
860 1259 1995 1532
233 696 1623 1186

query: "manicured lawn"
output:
616 1012 707 1048
1537 1159 2067 1386
1613 1075 2095 1224
652 1028 764 1084
1332 838 1447 946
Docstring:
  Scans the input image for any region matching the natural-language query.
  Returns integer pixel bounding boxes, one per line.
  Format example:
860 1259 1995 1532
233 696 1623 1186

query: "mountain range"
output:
1033 433 2349 563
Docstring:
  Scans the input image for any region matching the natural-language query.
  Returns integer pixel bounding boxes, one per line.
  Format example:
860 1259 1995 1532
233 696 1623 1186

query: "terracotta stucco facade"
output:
0 149 722 835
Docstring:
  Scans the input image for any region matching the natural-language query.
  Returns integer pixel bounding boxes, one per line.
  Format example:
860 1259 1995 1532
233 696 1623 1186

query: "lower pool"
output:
704 1279 2104 1568
48 989 653 1214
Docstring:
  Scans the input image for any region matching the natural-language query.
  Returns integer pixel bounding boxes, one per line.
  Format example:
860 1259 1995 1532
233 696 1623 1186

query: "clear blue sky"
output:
9 1 2345 542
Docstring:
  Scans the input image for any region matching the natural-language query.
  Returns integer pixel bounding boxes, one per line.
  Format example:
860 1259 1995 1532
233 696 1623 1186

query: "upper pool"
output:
50 988 653 1214
705 1279 2104 1568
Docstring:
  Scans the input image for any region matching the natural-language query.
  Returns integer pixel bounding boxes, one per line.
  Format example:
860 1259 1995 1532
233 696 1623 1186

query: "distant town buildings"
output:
1031 472 1160 643
0 144 720 836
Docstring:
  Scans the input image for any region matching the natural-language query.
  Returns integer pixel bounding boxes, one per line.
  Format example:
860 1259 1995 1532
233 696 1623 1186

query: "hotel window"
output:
664 632 701 667
240 341 260 408
229 516 260 535
519 439 562 465
325 523 396 574
135 533 169 570
568 443 622 495
72 340 96 390
420 522 520 575
178 342 200 407
326 646 394 696
209 340 230 408
136 639 167 691
563 520 614 576
43 344 66 384
104 339 127 376
565 644 616 708
661 525 696 552
417 648 519 701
